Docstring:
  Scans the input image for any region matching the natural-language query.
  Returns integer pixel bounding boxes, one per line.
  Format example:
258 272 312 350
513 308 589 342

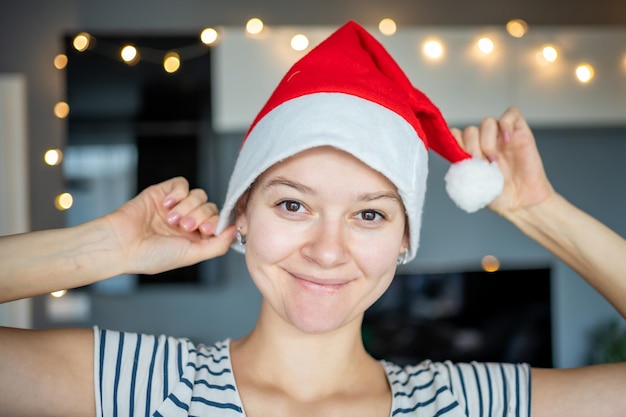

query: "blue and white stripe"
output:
384 360 530 417
94 327 530 417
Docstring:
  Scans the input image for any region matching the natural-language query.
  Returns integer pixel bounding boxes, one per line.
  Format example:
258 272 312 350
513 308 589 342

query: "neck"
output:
230 301 384 400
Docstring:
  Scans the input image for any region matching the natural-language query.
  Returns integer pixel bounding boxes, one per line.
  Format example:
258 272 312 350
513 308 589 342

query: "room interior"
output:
0 0 625 370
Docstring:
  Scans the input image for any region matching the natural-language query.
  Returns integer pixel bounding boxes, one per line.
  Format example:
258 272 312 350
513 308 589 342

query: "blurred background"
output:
1 0 625 369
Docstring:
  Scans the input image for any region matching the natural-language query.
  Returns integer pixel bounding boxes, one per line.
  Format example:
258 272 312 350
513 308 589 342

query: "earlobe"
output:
397 247 408 265
235 191 250 234
236 226 247 245
235 198 249 245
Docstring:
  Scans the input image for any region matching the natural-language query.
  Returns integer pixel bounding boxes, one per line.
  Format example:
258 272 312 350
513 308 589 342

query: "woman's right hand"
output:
104 177 237 276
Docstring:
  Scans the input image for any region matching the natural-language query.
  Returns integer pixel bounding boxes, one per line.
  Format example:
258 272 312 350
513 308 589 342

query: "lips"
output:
290 273 351 294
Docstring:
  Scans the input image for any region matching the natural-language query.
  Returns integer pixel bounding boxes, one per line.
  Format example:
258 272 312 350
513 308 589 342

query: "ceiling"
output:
192 0 626 27
65 0 626 29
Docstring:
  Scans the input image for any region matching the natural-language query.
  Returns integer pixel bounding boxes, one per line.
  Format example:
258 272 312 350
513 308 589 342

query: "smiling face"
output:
237 146 409 335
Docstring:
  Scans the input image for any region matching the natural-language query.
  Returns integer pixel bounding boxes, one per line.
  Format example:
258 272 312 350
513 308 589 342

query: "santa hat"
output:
216 21 503 262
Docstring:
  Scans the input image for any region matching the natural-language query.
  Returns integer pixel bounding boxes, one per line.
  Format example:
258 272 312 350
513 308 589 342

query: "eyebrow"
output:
356 191 402 204
263 176 402 204
263 177 316 195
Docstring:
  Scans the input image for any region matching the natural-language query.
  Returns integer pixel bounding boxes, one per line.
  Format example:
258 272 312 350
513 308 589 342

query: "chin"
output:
284 304 361 336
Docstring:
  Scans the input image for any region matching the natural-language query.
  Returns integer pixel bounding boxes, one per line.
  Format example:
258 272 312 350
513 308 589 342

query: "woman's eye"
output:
360 210 383 222
280 200 303 212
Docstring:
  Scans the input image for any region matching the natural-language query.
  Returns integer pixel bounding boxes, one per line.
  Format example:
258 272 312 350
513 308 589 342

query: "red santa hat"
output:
216 21 503 262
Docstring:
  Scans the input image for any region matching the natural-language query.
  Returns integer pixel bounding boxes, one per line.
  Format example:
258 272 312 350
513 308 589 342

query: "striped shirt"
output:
94 327 530 417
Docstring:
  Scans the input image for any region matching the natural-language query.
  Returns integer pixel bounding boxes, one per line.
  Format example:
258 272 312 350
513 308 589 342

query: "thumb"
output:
194 224 238 261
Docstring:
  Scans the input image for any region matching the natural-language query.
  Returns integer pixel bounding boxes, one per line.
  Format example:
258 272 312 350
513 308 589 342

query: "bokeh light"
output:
506 19 528 38
120 45 139 65
477 37 494 54
481 255 500 272
200 28 219 45
53 54 68 70
163 51 181 73
44 149 63 166
290 34 309 51
575 63 595 83
379 18 397 36
54 102 70 119
422 39 444 60
73 32 91 52
55 192 73 210
246 18 264 35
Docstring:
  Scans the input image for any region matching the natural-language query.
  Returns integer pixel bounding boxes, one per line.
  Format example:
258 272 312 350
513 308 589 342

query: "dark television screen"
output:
362 268 552 367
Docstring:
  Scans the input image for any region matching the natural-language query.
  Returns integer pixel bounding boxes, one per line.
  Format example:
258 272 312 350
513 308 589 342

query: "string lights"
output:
43 16 625 292
55 17 609 83
48 17 620 211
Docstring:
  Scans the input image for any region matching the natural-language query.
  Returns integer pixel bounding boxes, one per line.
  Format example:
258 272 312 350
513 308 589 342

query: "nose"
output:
301 219 349 268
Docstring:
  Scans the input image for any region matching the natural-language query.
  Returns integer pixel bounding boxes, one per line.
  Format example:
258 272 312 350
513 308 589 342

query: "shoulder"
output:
384 360 531 417
94 327 242 416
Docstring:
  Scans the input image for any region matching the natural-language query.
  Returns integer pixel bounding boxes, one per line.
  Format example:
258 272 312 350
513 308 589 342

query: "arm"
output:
0 177 235 415
0 176 236 303
0 327 95 417
453 107 626 416
506 193 626 317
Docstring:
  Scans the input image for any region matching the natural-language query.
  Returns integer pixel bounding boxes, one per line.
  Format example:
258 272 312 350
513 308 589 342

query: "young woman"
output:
1 21 625 417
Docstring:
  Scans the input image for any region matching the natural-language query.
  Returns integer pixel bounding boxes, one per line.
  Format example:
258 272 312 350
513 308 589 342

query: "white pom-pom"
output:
444 157 504 213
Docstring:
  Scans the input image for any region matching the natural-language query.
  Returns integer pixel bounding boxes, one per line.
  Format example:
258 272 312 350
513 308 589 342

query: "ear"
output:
402 217 410 250
235 190 251 231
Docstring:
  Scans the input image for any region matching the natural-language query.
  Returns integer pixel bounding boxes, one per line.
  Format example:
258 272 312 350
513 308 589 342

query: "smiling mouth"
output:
291 274 350 294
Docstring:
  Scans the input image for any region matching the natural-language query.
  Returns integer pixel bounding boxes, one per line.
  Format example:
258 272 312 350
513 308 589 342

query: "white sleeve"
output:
438 361 531 417
93 326 190 417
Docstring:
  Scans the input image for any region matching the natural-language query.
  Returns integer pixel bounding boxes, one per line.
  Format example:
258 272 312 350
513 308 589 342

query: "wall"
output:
0 1 624 368
0 75 31 328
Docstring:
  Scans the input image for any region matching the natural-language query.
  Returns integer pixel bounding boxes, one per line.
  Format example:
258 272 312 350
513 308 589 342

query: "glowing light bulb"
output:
290 34 309 51
477 37 494 54
53 54 68 70
120 45 139 65
575 63 595 83
246 18 264 35
44 149 63 166
51 289 67 298
506 19 528 38
55 192 73 210
542 45 558 62
163 51 181 73
200 27 219 45
422 39 444 60
379 18 397 36
73 32 91 52
54 102 70 119
481 255 500 272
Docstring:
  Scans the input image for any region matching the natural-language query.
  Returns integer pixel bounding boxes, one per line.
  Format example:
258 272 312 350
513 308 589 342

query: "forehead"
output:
256 146 398 191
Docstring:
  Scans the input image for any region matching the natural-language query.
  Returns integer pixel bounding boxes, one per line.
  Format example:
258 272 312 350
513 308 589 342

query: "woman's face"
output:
238 146 409 335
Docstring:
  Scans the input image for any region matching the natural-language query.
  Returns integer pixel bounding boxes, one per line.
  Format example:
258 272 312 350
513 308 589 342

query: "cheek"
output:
351 231 402 283
244 215 302 265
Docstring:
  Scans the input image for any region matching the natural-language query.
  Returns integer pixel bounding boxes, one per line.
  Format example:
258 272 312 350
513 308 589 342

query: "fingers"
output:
498 106 530 141
479 117 499 162
161 177 191 209
157 178 221 236
460 125 481 156
451 107 527 161
451 123 495 160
